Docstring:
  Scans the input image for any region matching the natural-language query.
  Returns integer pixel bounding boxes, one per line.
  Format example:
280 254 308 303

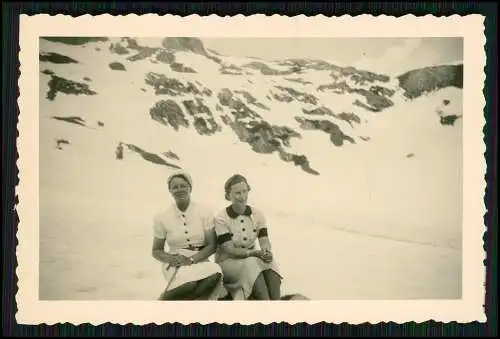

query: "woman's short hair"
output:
224 174 251 200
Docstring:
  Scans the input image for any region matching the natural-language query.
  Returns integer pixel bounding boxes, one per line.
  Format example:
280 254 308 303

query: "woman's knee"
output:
251 273 270 299
263 268 280 277
206 272 222 285
252 272 268 289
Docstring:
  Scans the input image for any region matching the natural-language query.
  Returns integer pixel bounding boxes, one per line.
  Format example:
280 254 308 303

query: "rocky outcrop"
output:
42 37 109 45
46 75 98 101
144 73 212 97
397 64 463 99
218 88 318 175
278 59 333 72
162 37 207 55
121 142 181 169
242 121 302 152
55 138 70 150
369 85 396 98
51 116 87 127
331 66 391 84
109 62 126 71
155 50 176 64
278 152 320 176
353 99 379 113
39 52 79 64
435 98 462 127
440 115 461 126
217 88 261 121
161 37 221 64
318 81 394 112
163 150 180 160
271 92 294 103
242 62 293 76
352 88 394 112
220 64 244 75
295 117 356 147
149 100 189 131
170 62 197 73
41 69 55 76
109 38 160 62
127 47 160 62
182 98 221 136
336 112 361 127
274 86 318 105
302 106 336 117
40 37 464 181
235 90 270 110
109 42 130 55
302 107 361 128
277 59 391 84
285 77 313 85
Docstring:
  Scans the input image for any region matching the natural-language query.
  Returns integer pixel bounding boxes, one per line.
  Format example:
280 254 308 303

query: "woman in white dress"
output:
214 174 283 300
151 170 224 300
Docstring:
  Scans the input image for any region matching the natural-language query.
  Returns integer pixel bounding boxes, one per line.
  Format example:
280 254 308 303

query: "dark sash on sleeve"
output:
217 232 233 244
257 228 268 238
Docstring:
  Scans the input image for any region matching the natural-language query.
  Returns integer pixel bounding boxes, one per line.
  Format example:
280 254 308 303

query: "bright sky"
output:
134 37 463 77
201 37 463 76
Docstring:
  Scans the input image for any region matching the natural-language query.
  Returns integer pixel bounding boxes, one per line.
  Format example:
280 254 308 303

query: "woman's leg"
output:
250 272 271 300
158 281 198 300
190 273 222 300
262 269 282 300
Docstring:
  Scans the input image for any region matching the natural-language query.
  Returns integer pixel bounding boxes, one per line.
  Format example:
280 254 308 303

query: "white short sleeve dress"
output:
153 201 224 300
214 205 282 300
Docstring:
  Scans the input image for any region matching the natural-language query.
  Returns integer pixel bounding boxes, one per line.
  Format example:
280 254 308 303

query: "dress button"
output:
187 238 190 242
253 229 257 232
242 228 246 231
185 230 188 234
243 237 247 241
184 222 187 226
240 219 244 223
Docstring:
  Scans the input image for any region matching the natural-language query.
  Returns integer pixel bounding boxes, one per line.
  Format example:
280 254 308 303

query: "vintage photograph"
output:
38 35 464 301
17 14 486 325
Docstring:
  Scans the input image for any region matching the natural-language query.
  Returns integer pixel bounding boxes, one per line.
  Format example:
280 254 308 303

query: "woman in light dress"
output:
151 170 224 300
214 174 283 300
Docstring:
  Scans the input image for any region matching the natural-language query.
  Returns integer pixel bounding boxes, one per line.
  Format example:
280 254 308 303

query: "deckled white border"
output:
16 14 487 325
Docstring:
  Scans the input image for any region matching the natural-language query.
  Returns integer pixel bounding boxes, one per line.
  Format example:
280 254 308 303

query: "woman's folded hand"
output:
168 254 192 267
260 249 273 263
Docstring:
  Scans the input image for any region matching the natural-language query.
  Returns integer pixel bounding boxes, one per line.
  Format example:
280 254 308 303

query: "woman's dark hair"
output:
224 174 251 201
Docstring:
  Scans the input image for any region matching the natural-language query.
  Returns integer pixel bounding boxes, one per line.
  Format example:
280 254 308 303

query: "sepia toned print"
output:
16 13 486 325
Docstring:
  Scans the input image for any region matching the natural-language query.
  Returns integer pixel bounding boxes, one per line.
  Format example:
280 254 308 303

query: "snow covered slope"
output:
38 37 463 300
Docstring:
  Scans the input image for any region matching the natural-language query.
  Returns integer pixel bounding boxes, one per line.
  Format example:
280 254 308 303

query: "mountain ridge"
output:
40 36 463 179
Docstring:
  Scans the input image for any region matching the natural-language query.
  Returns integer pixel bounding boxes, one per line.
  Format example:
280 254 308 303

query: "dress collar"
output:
226 205 252 219
173 201 193 217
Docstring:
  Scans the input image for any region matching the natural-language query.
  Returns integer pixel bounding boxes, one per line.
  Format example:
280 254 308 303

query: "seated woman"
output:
151 170 224 300
214 174 283 300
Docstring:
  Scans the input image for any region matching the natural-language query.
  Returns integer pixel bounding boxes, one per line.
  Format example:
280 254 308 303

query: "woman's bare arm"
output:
151 237 177 264
258 233 272 252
